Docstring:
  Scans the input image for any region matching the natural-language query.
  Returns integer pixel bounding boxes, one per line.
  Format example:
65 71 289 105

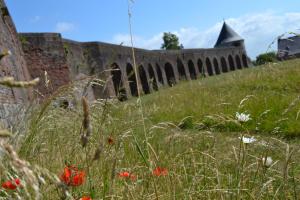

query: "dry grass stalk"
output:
0 77 40 88
81 96 92 147
0 49 11 60
0 129 12 137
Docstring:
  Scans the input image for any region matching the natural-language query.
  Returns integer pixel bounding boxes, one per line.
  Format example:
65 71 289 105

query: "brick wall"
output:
20 33 71 100
0 0 31 103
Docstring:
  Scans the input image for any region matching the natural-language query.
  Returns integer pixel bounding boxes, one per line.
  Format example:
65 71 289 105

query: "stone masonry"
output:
0 0 31 103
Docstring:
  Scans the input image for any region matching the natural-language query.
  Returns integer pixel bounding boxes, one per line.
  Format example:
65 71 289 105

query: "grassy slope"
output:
139 59 300 137
18 59 300 199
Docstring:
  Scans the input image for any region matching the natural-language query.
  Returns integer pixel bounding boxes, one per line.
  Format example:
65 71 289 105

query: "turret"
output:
214 22 244 48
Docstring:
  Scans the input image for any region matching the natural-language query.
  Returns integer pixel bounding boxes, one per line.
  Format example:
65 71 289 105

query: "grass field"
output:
2 59 300 199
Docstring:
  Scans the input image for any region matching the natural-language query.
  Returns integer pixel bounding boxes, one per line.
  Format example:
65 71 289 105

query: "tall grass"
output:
1 4 300 199
7 59 299 199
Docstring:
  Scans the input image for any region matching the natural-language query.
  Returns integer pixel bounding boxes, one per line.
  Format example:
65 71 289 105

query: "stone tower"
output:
214 22 245 48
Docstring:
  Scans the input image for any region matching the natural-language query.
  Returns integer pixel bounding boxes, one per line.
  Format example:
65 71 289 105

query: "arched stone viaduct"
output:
63 38 249 101
18 33 250 101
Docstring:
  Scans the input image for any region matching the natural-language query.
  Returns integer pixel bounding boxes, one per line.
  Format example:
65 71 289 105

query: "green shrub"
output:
255 51 278 65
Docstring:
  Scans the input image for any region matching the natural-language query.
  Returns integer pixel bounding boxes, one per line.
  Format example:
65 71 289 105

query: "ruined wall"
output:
278 36 300 60
19 33 71 100
0 0 31 103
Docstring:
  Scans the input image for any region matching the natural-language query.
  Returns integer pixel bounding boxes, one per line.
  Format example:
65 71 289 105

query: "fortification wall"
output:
18 33 250 101
0 0 31 103
19 33 71 100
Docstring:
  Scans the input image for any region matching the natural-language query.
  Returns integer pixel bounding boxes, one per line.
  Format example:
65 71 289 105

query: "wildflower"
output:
60 166 85 186
239 136 256 144
118 171 136 181
107 136 114 145
71 171 85 186
153 167 168 176
236 112 251 122
80 196 92 200
1 178 21 190
262 156 273 168
119 171 130 178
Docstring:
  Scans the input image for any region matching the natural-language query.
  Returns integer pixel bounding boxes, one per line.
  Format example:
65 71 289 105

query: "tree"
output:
161 32 183 50
255 52 277 66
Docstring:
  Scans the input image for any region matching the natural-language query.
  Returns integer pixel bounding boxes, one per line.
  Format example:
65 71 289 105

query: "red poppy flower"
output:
60 166 85 186
1 178 21 190
107 136 114 145
71 171 85 186
14 179 21 186
119 171 130 178
118 171 136 181
153 167 168 176
80 196 92 200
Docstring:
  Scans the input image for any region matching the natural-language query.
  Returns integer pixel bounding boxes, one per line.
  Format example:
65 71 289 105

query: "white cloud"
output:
55 22 75 33
111 12 300 59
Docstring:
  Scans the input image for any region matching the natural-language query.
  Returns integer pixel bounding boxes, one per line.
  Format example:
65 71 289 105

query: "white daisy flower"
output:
262 156 273 168
236 112 251 122
239 136 256 144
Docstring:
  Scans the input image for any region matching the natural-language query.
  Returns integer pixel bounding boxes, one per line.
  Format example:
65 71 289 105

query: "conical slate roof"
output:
214 22 243 47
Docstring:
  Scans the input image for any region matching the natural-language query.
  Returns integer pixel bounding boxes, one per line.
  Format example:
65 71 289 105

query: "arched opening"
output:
188 60 197 80
242 54 248 68
164 62 176 86
148 64 158 91
235 55 242 69
126 63 138 97
220 57 228 73
213 58 221 75
177 58 187 80
197 59 205 77
139 65 150 94
111 63 127 101
228 55 235 71
206 58 213 76
156 63 164 85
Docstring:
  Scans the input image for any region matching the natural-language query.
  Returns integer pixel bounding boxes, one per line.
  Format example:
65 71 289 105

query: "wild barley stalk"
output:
127 0 150 160
126 1 159 199
0 77 40 88
81 96 92 147
80 96 94 196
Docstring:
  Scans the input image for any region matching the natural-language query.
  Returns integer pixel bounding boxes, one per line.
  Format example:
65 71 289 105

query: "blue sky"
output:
5 0 300 59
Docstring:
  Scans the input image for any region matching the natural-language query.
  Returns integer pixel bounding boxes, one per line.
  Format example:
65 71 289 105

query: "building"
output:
278 35 300 60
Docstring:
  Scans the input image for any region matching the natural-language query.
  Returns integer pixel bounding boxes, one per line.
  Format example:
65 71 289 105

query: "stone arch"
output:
126 63 138 97
197 59 205 77
139 65 150 94
177 58 187 80
188 60 197 80
235 55 242 69
242 54 248 68
213 58 221 75
220 57 228 73
111 63 127 101
156 63 164 85
164 62 176 86
148 64 158 91
206 58 213 76
228 55 235 71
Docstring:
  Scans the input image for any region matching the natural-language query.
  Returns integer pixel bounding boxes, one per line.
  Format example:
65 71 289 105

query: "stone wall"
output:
21 33 250 101
0 0 34 131
20 33 71 100
278 36 300 60
0 0 31 103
